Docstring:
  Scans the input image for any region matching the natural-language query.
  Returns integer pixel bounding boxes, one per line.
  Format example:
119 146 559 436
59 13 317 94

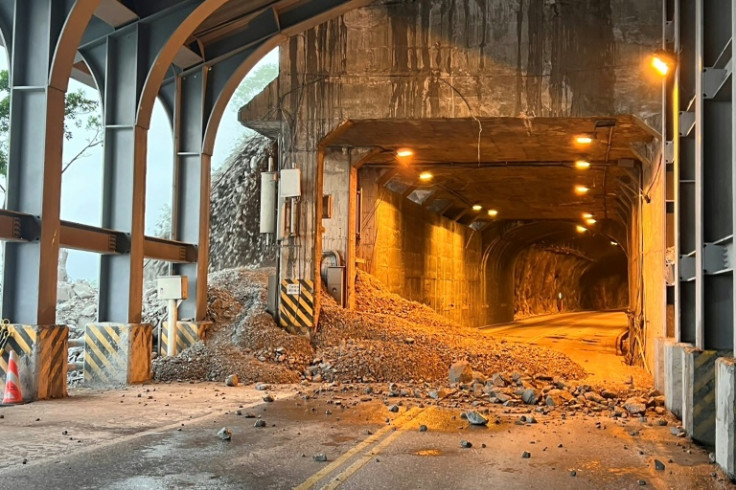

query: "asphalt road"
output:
480 311 639 387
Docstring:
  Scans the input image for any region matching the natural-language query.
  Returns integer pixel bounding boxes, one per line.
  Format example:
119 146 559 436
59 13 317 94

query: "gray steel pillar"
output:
96 29 148 324
1 0 98 324
172 71 211 321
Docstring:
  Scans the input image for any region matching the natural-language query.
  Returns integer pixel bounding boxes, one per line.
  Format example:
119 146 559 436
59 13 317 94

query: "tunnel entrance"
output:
320 115 652 363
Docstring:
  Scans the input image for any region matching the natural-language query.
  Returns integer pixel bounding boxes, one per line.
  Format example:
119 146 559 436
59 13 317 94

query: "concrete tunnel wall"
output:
355 167 485 328
239 0 664 347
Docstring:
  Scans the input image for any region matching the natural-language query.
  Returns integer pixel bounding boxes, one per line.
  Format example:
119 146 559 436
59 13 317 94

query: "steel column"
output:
1 1 96 324
694 0 704 349
97 28 147 323
172 70 210 321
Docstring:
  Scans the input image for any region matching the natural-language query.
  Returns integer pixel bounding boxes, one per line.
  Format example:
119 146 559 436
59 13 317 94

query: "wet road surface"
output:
1 384 731 489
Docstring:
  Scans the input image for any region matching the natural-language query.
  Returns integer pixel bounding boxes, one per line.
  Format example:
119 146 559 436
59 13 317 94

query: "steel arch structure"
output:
0 0 367 326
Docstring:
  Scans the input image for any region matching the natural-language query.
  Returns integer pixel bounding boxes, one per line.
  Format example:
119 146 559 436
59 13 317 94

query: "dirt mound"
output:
312 270 586 383
154 267 584 386
153 267 313 383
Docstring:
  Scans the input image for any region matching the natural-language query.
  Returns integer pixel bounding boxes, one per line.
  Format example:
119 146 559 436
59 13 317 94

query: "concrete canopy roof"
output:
327 116 652 222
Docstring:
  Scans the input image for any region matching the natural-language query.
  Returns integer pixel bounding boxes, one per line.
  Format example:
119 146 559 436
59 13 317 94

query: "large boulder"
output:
449 361 473 384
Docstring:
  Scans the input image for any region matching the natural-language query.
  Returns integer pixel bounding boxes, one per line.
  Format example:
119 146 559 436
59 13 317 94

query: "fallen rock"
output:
654 459 665 471
225 374 239 387
217 427 232 441
465 411 488 426
449 361 473 384
255 383 271 391
388 405 399 413
460 440 472 448
624 397 647 415
253 420 266 428
522 451 531 459
263 394 274 403
313 453 327 462
522 389 540 405
419 425 428 432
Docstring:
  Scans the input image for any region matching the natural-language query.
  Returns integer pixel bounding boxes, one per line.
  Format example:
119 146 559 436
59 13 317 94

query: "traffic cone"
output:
2 350 23 405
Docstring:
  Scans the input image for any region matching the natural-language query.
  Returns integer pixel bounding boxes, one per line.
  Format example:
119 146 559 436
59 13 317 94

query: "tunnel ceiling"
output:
331 116 652 222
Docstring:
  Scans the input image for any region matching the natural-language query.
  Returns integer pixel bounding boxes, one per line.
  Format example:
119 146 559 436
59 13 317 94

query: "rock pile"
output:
311 270 586 384
152 267 313 383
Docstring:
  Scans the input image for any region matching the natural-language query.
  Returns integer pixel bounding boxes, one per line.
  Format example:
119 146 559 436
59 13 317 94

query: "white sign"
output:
286 283 301 295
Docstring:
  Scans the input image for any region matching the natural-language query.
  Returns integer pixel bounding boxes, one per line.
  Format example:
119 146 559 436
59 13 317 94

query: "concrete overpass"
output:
0 0 734 482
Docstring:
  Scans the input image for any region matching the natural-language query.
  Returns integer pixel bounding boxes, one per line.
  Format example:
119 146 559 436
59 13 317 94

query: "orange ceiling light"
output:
419 171 433 181
651 51 674 76
585 218 597 225
574 185 590 195
575 135 593 145
472 204 482 212
576 225 587 233
396 148 414 158
487 209 498 218
582 212 593 219
575 160 591 170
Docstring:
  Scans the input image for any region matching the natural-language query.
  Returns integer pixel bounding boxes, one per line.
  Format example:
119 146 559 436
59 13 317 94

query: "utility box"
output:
280 168 301 197
326 266 345 307
157 276 188 300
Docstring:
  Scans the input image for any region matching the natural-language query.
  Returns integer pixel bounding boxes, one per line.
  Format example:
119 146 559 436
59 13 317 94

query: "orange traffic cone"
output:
2 350 23 405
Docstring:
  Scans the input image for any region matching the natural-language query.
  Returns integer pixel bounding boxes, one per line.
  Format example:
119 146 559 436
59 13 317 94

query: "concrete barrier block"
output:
84 323 153 386
0 325 68 401
653 336 666 392
716 357 736 480
682 347 720 446
664 340 690 419
159 321 210 356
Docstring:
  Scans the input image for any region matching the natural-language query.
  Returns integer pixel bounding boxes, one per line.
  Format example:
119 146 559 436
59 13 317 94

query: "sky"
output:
0 48 278 284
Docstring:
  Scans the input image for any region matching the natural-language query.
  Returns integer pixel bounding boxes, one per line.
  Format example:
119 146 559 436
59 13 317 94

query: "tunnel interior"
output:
326 116 650 328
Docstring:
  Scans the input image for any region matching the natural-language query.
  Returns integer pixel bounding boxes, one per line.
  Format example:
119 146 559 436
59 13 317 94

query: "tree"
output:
230 62 279 111
0 69 102 195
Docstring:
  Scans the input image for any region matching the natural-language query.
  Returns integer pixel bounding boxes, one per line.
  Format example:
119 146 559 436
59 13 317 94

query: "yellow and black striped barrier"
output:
279 279 315 333
685 347 720 446
84 323 153 385
0 324 67 400
159 322 207 356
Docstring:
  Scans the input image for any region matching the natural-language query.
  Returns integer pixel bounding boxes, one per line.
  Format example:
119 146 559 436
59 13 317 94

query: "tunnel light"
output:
472 204 483 212
396 148 414 158
651 56 669 75
575 136 593 145
576 225 588 233
585 218 597 225
487 209 498 218
574 185 590 195
651 51 674 76
575 160 591 170
611 241 619 246
582 212 593 219
419 171 433 181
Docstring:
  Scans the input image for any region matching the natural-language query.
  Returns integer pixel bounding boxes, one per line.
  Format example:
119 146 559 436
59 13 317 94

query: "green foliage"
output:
0 69 101 176
230 62 279 112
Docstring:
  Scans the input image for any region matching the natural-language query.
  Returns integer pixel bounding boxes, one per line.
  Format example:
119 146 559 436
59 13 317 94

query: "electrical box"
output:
323 194 333 219
326 266 345 307
280 168 301 197
157 276 188 300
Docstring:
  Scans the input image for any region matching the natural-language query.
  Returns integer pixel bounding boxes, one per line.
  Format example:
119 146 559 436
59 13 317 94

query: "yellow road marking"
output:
294 407 422 490
322 423 410 490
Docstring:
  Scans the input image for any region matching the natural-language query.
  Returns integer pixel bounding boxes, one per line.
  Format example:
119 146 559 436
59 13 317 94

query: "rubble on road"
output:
312 270 586 384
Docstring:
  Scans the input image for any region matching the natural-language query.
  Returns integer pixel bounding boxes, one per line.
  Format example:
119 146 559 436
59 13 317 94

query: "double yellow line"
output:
295 406 424 490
